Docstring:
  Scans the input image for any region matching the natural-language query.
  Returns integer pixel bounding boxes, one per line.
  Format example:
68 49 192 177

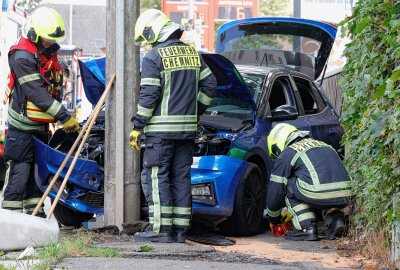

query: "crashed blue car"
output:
34 17 343 236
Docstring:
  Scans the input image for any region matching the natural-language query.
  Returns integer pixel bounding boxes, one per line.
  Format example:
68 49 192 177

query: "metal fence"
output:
319 70 343 117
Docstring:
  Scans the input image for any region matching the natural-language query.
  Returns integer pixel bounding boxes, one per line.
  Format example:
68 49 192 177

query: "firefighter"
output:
265 123 351 241
130 9 217 243
1 7 79 216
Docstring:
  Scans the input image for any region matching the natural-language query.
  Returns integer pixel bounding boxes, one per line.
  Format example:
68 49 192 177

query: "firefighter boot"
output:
284 225 318 241
174 230 186 243
134 228 173 243
325 211 346 240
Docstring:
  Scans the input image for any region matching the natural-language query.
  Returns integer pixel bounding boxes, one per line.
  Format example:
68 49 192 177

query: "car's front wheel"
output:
52 201 94 227
219 164 266 236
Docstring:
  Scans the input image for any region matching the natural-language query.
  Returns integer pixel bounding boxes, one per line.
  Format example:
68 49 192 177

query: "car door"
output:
263 73 310 132
290 75 344 151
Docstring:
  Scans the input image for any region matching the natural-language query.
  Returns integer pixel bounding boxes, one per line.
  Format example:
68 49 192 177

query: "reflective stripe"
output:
148 115 197 124
290 152 302 166
285 197 301 230
297 182 352 200
161 72 171 116
197 92 212 105
300 153 320 185
292 203 310 212
18 73 40 85
151 166 161 233
297 179 351 192
173 207 191 215
298 212 316 222
149 217 173 226
8 108 46 132
266 208 281 217
144 124 197 133
141 78 161 87
26 110 54 121
46 100 62 116
160 66 201 73
270 175 288 185
172 218 190 226
137 104 154 118
23 198 41 206
149 205 173 214
2 200 23 209
200 67 212 80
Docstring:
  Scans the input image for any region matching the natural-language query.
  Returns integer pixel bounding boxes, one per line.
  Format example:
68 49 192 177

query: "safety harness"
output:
3 37 63 123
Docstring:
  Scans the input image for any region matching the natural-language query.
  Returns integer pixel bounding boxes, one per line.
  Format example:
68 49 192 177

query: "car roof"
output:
235 64 313 81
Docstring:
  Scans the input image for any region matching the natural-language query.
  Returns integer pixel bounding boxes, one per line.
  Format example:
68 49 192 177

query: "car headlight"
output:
191 183 216 205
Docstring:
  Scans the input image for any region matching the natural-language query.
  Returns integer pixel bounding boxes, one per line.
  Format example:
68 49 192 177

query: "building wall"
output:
162 0 259 52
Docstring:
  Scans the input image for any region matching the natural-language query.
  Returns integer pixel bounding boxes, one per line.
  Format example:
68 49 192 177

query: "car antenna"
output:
319 63 328 86
260 52 268 67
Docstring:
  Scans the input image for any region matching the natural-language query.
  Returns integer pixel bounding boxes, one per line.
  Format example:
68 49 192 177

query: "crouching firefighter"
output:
265 123 351 241
130 9 217 243
1 7 80 216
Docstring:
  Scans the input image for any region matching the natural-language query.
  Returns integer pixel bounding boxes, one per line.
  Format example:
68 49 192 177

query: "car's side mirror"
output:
270 105 298 120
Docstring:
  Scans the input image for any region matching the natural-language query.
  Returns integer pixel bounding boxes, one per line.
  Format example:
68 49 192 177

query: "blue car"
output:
34 17 342 236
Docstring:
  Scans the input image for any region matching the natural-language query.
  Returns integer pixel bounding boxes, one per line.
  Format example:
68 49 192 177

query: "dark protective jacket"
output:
266 137 351 218
132 38 217 140
5 37 70 132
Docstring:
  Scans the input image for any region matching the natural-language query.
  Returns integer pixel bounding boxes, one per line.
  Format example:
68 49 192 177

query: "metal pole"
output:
69 4 73 45
293 0 301 18
188 0 194 20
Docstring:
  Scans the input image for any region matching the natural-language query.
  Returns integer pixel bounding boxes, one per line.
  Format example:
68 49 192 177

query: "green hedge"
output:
339 0 400 232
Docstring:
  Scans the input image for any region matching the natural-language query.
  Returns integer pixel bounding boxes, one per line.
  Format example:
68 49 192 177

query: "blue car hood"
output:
79 54 256 111
216 17 337 80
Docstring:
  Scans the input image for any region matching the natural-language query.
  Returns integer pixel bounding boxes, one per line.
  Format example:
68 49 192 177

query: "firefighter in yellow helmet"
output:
1 7 79 217
130 9 217 243
265 123 351 241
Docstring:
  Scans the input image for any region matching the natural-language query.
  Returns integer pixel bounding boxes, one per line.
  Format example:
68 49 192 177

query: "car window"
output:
240 73 264 102
205 97 252 121
268 76 296 110
292 77 326 114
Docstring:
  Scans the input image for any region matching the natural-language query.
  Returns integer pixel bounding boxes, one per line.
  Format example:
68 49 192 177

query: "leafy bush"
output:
340 0 400 233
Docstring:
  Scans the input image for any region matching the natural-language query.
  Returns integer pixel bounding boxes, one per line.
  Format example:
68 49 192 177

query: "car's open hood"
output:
216 17 337 80
79 54 256 112
201 53 256 112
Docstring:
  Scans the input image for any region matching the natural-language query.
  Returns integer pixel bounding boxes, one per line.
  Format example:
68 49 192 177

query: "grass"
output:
33 230 120 270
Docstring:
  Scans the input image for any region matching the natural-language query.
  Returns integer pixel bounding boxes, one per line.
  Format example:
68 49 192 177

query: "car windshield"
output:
204 73 263 121
220 23 323 58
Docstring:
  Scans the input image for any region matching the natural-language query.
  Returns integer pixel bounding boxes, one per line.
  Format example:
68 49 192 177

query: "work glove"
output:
63 116 80 133
282 210 292 223
129 130 141 151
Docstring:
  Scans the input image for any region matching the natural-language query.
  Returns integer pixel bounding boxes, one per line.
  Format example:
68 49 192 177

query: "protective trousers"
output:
285 185 317 230
1 128 46 215
141 137 194 234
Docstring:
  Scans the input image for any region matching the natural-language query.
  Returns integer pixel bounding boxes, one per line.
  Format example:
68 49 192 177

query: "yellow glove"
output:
129 130 141 151
282 210 292 223
63 117 80 133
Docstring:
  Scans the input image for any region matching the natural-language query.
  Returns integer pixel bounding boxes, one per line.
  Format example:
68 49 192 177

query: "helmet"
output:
267 123 305 158
23 7 65 43
134 9 171 44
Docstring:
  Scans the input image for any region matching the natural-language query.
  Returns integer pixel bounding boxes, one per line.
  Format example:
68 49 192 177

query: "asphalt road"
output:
57 257 302 270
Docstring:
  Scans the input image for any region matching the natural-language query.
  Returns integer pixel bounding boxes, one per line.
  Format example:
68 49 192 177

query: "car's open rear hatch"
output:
216 17 337 80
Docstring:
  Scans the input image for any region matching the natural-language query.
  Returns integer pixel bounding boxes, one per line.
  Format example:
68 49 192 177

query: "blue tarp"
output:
78 57 106 106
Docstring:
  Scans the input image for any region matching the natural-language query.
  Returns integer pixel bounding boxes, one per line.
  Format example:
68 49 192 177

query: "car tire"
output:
219 164 266 236
52 200 94 227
